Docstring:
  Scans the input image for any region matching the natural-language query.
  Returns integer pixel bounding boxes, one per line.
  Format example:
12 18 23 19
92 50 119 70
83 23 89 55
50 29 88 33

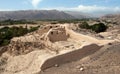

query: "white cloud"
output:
40 5 120 13
77 5 120 13
31 0 42 8
0 9 13 11
77 5 107 12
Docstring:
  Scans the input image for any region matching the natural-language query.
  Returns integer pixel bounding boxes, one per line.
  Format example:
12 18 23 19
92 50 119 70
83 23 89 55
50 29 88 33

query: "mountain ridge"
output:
0 10 75 20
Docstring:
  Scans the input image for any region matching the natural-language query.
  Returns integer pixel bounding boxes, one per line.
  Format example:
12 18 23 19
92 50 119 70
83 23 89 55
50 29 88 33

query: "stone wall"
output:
41 44 102 70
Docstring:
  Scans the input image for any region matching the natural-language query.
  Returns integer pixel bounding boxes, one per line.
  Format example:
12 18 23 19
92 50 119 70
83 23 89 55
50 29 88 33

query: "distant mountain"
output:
101 13 120 25
101 14 120 18
65 11 94 19
0 10 75 20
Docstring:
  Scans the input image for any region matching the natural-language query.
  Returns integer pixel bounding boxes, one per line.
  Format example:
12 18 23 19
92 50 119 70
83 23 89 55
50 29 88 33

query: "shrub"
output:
91 23 107 33
0 26 40 47
79 21 90 29
79 22 107 33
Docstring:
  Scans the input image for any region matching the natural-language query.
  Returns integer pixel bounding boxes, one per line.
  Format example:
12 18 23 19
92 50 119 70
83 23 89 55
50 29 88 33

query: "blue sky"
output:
0 0 120 13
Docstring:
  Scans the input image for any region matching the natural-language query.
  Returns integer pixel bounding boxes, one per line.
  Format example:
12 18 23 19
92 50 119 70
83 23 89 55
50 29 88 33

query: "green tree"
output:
0 26 39 47
91 23 107 33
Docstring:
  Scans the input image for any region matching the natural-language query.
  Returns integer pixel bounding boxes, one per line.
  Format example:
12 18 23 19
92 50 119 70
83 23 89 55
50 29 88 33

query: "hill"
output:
101 13 120 25
65 11 93 19
102 13 120 18
0 10 75 20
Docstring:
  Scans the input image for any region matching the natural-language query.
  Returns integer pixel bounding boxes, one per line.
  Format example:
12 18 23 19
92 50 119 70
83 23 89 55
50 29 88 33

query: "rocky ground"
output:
40 42 120 74
0 42 120 74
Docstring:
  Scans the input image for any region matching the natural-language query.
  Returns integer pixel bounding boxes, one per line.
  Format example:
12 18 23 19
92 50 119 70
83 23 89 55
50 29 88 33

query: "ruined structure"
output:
45 27 68 42
3 24 115 74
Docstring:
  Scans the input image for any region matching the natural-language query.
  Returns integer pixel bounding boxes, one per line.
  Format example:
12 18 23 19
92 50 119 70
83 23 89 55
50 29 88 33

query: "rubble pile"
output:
7 41 44 56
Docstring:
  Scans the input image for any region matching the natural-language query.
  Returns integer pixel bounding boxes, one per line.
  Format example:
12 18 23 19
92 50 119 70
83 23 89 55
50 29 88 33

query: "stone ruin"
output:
7 41 44 56
0 24 115 74
5 24 70 55
3 24 115 57
44 26 69 42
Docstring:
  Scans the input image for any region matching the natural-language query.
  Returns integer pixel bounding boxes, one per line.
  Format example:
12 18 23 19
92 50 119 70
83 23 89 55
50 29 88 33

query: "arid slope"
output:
40 42 120 74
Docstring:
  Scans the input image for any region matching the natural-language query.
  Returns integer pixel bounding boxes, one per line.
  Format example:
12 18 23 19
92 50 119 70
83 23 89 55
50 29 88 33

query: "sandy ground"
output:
0 40 118 74
40 42 120 74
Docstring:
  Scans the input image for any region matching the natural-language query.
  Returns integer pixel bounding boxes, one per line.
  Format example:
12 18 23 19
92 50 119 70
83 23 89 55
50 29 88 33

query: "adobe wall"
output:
65 27 103 44
37 25 60 36
7 40 44 56
46 27 69 42
40 44 102 70
11 34 41 42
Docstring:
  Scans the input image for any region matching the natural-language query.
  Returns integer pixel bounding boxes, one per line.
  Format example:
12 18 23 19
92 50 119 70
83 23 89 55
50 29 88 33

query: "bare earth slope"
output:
40 42 120 74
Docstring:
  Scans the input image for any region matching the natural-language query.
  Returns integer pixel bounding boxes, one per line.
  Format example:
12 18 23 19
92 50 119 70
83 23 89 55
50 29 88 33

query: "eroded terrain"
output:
0 23 119 74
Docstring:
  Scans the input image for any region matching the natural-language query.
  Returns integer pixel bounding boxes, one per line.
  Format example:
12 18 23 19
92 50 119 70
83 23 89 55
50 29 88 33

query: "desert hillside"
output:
101 14 120 25
0 10 75 20
40 42 120 74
